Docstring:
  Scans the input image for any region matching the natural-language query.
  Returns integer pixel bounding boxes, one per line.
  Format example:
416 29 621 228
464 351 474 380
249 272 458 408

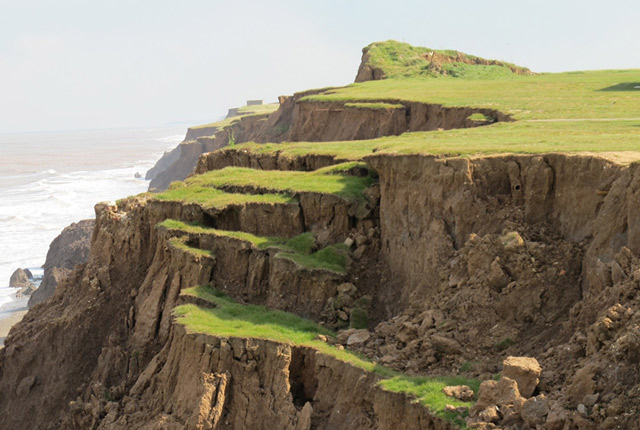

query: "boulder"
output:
521 394 549 426
566 364 597 406
545 402 569 430
443 385 475 402
502 356 541 398
346 329 370 346
9 269 33 289
472 377 525 417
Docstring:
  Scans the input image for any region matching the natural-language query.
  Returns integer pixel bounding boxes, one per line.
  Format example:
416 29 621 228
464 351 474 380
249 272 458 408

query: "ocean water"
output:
0 126 186 309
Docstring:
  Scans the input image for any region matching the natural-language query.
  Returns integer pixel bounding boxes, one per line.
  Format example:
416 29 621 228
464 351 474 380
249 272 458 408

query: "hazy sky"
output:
1 0 638 133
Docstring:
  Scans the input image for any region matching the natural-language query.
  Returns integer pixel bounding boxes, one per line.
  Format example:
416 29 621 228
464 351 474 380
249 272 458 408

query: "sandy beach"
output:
0 298 28 347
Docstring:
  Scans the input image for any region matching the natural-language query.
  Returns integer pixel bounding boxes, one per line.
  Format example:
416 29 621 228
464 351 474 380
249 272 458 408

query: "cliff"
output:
1 41 639 430
28 220 94 307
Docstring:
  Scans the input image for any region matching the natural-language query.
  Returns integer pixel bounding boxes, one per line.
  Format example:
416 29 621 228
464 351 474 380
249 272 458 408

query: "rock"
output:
336 328 356 344
488 258 510 290
501 231 525 252
443 385 475 402
16 375 36 397
521 394 549 426
343 237 354 247
337 311 349 321
353 245 366 260
577 403 588 417
346 329 370 346
445 404 468 414
134 172 142 179
472 377 525 418
296 402 313 430
336 283 357 296
9 268 33 289
23 268 33 279
431 335 462 354
501 356 541 398
15 284 37 297
546 402 569 430
566 364 597 406
583 393 599 407
477 406 500 423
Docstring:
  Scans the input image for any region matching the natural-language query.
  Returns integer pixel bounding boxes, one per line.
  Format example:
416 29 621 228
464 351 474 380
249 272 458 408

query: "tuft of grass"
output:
176 285 479 427
495 337 516 351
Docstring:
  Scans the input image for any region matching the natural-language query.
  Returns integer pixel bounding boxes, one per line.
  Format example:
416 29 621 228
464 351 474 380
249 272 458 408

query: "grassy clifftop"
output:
357 40 532 80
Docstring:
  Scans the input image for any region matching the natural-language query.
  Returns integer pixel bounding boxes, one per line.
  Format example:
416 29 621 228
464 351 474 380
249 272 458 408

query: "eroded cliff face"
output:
152 89 508 191
2 150 640 429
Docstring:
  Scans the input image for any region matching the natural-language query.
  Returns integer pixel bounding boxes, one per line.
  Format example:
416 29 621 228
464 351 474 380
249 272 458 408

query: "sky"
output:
0 0 638 133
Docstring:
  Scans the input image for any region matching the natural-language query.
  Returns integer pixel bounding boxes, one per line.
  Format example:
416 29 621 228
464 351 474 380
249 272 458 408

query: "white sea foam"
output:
0 126 186 312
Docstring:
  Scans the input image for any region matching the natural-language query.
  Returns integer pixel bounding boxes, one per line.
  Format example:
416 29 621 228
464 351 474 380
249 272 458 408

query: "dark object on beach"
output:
9 269 33 290
28 220 94 308
134 172 142 179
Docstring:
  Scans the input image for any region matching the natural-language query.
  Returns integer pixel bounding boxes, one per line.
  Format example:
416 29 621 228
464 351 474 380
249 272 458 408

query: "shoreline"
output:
0 297 29 347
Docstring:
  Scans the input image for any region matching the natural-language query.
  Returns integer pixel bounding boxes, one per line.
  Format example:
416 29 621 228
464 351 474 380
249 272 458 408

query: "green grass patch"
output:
176 285 479 427
360 40 529 80
379 375 480 427
228 119 640 162
160 220 347 274
344 102 405 110
277 244 349 274
191 103 279 131
154 183 295 209
304 69 640 121
180 165 374 204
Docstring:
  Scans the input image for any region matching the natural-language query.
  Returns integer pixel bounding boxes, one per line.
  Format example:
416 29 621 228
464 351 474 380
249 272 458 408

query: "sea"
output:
0 126 187 313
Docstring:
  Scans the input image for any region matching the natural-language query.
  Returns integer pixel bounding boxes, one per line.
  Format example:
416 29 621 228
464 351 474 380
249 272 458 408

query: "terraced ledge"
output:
168 236 214 259
175 285 480 427
159 220 349 274
154 183 295 209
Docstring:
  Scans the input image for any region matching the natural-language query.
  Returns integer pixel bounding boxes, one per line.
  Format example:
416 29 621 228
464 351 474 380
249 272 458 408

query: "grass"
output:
154 183 295 209
160 220 348 274
276 244 349 274
175 164 375 204
344 102 405 110
175 285 479 427
304 70 640 121
361 40 529 80
379 375 480 426
225 119 640 163
190 103 279 130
